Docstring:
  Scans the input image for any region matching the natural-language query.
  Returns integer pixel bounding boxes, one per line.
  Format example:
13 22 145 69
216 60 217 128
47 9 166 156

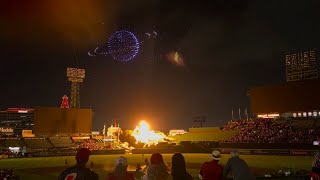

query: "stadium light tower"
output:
67 67 85 108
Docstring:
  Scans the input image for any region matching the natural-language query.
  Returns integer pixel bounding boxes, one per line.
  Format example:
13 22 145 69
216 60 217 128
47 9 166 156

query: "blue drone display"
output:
88 30 158 62
107 30 140 62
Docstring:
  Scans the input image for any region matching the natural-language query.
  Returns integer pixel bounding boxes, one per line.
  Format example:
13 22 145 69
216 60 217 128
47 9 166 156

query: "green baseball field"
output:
0 153 314 179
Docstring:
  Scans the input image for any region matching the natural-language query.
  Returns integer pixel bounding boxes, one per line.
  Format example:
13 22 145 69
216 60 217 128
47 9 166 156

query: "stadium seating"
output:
23 138 53 149
2 138 25 147
223 119 320 143
76 139 103 150
49 137 74 148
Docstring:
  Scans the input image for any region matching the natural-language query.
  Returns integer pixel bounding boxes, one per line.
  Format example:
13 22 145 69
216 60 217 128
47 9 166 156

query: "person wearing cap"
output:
199 150 223 180
58 148 98 180
107 156 134 180
223 151 255 180
142 153 172 180
171 153 192 180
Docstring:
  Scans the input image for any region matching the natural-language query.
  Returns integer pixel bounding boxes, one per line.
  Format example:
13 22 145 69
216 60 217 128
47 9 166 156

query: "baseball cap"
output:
211 150 221 160
150 153 164 165
115 156 128 166
76 148 91 162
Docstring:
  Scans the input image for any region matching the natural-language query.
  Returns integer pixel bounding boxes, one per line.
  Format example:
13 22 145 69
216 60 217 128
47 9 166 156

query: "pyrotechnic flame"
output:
131 121 169 147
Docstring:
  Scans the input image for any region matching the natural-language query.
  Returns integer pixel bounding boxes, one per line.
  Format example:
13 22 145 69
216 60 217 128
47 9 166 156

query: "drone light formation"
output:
107 30 140 62
88 29 159 62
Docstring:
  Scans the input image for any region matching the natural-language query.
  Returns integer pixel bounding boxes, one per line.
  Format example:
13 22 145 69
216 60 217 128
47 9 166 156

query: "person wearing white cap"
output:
223 151 255 180
199 150 223 180
107 156 135 180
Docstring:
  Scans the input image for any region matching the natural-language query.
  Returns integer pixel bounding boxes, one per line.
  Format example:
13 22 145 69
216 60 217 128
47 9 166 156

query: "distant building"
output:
249 79 320 119
247 49 320 120
285 49 319 82
0 108 34 136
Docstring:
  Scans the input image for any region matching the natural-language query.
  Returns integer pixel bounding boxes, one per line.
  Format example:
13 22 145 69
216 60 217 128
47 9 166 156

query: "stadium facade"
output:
250 49 320 119
0 107 93 137
0 108 34 136
249 79 320 119
34 107 93 137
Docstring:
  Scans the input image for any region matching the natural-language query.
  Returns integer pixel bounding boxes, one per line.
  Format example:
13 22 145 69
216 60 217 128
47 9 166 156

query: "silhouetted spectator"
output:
107 156 134 180
311 153 320 180
65 159 68 165
199 150 223 180
90 161 94 169
223 151 255 180
136 163 142 171
171 153 192 180
143 153 172 180
145 158 149 167
58 148 98 180
135 163 145 180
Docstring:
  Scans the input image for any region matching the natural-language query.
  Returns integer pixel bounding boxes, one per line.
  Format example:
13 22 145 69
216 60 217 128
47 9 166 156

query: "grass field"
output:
0 154 314 180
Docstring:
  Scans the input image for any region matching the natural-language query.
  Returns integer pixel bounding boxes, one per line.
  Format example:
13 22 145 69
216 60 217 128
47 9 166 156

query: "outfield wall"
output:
220 148 318 156
219 143 317 149
189 127 221 133
131 147 318 156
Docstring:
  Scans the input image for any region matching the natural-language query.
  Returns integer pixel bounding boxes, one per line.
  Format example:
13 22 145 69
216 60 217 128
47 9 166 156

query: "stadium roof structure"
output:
0 108 34 113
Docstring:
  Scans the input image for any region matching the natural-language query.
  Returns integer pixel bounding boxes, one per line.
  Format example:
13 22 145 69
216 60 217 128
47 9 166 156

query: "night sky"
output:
0 0 319 131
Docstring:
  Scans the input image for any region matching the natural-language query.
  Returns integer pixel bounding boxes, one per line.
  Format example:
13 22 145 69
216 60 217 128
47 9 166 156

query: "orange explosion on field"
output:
131 121 170 147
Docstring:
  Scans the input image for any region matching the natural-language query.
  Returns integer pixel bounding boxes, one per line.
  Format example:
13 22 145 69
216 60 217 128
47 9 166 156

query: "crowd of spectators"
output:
0 169 18 180
223 119 320 143
1 150 23 158
76 139 103 151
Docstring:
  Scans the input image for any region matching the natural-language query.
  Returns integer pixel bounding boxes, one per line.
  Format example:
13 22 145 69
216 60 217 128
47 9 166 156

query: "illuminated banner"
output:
257 113 280 119
92 131 100 135
169 130 187 136
0 127 14 133
71 136 90 140
22 130 35 137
